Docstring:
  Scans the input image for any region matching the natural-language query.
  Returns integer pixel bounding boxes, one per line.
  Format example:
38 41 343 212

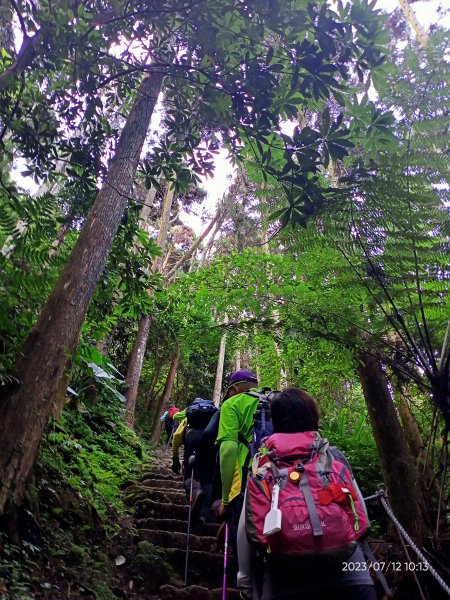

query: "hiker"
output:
237 387 376 600
160 403 180 442
171 398 217 518
196 407 222 522
170 410 189 475
216 369 263 550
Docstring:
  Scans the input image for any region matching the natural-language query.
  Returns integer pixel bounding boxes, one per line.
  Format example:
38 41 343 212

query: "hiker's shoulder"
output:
235 387 267 401
173 410 186 421
223 390 260 413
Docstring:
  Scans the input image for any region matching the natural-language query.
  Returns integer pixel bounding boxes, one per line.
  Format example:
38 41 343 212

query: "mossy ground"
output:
0 404 165 599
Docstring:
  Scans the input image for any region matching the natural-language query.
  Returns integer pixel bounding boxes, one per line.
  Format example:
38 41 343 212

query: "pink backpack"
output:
245 431 369 563
168 406 179 419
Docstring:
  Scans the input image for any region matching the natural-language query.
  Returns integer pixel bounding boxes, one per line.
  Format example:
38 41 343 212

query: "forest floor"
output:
0 446 239 599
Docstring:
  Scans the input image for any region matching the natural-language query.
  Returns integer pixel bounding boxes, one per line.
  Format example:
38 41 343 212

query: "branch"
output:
10 0 27 36
165 201 227 280
79 0 206 41
0 29 42 93
0 77 25 144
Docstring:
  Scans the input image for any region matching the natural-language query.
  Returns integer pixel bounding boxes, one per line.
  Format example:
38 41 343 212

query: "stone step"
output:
127 487 188 506
135 499 189 521
136 517 220 537
140 529 217 553
147 466 178 478
159 584 241 599
164 548 237 588
141 471 182 482
141 476 185 490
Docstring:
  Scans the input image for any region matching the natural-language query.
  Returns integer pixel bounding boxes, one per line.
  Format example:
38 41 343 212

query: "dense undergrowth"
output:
0 398 153 600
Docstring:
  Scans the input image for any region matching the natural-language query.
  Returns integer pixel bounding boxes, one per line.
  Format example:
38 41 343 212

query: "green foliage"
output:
0 534 36 599
321 406 382 494
0 192 63 380
39 403 147 516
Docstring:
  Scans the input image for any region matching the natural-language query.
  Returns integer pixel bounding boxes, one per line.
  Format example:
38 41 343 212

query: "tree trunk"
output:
124 197 226 427
392 377 424 459
357 352 426 541
213 321 228 407
138 185 158 233
48 215 75 258
124 315 152 429
0 30 44 93
144 361 164 412
123 183 175 428
153 183 176 273
198 223 220 268
234 348 241 371
396 0 428 49
0 71 164 515
151 344 181 442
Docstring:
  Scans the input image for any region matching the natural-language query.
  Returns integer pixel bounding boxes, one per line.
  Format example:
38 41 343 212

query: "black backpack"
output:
186 398 217 430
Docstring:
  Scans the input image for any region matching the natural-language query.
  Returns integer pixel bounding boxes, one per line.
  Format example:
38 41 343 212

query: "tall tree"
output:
213 317 228 406
124 190 227 427
151 343 181 442
0 71 164 513
358 351 426 541
124 182 175 428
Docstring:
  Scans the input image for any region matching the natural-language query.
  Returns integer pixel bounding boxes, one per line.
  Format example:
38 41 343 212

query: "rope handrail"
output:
364 490 450 597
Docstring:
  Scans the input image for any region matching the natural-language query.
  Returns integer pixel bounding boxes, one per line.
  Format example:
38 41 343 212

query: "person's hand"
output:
171 456 181 474
218 502 231 521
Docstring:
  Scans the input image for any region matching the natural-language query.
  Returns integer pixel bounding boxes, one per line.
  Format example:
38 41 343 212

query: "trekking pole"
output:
184 455 196 587
222 522 229 600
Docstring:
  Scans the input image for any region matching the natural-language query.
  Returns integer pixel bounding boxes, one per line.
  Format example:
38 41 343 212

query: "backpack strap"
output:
329 446 354 481
297 465 323 537
237 389 272 449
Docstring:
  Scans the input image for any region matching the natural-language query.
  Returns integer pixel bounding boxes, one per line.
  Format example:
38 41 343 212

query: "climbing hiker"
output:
170 410 187 475
216 369 265 551
160 403 179 443
237 387 376 600
195 405 223 523
171 398 217 518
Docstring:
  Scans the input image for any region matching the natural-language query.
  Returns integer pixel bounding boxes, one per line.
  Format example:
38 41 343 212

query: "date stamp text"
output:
342 561 429 572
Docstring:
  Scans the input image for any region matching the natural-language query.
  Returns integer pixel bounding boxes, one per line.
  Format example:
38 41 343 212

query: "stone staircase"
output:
122 449 240 599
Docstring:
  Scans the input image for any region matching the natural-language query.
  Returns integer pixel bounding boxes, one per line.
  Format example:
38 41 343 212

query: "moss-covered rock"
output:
130 541 174 591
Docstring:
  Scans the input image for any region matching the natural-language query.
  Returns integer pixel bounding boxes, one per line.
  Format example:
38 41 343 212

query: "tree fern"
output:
303 31 450 422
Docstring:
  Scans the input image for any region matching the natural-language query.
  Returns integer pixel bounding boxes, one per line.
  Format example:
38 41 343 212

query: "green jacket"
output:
217 389 261 504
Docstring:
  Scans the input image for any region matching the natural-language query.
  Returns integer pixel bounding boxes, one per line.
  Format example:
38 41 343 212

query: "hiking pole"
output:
222 522 229 600
184 455 196 587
